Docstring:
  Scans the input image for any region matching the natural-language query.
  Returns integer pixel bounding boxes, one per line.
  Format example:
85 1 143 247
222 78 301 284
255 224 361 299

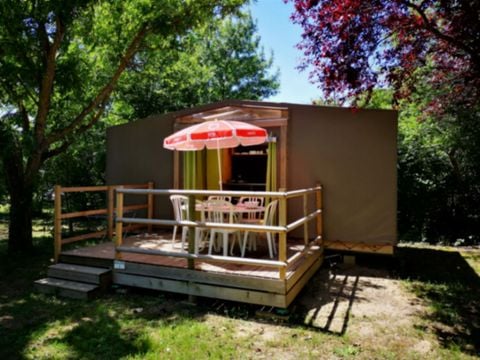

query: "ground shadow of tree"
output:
395 246 480 356
0 294 150 360
0 239 197 360
0 239 136 359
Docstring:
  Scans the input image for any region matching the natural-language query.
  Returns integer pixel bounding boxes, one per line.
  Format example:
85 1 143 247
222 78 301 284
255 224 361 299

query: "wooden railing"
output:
54 182 154 261
114 183 323 281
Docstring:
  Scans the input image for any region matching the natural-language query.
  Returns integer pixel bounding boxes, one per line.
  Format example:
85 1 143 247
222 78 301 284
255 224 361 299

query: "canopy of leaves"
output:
37 9 280 212
289 0 480 111
0 0 246 251
113 11 279 120
360 89 480 244
0 0 245 167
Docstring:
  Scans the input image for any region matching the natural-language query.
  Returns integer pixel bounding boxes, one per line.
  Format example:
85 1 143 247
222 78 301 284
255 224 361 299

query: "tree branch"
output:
0 77 31 131
42 102 107 161
401 0 477 60
18 102 30 132
34 15 66 150
37 20 51 66
45 23 149 148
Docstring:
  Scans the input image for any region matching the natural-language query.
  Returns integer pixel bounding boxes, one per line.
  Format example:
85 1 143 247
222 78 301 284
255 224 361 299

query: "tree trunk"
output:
8 183 34 253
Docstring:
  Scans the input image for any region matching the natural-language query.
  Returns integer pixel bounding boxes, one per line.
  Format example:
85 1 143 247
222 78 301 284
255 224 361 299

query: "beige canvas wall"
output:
287 106 397 246
106 102 397 247
106 115 174 218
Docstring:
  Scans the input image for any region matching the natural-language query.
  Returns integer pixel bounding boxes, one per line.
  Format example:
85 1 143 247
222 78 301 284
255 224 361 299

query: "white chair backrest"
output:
239 196 264 207
205 199 235 224
196 199 206 222
263 200 278 226
208 195 232 203
170 195 189 221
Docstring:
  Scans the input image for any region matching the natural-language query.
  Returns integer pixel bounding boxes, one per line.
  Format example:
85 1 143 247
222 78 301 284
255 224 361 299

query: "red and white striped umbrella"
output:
163 119 267 189
163 119 267 151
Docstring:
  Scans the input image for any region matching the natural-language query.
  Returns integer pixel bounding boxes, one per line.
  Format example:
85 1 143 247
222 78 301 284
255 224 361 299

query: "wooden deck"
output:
60 232 323 307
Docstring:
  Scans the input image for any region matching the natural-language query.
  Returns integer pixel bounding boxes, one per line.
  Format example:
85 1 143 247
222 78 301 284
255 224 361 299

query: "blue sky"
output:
249 1 320 104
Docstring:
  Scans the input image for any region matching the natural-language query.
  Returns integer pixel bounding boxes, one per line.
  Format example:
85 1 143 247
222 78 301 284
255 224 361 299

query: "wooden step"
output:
34 278 100 300
59 253 113 269
48 263 112 288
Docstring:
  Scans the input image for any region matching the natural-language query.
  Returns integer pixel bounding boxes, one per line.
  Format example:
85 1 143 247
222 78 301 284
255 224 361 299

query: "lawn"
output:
0 218 479 359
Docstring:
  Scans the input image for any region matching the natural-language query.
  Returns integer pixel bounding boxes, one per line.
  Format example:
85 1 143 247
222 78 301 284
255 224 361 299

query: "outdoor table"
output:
195 202 265 256
195 202 265 215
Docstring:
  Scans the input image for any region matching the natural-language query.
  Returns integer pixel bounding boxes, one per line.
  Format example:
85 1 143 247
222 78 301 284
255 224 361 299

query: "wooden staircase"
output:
35 263 112 299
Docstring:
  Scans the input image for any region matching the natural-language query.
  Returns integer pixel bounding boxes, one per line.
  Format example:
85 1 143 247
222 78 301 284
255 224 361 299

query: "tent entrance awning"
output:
174 105 288 127
171 103 289 190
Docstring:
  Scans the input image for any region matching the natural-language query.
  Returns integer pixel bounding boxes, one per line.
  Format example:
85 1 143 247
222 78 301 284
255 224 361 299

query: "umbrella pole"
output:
217 147 222 191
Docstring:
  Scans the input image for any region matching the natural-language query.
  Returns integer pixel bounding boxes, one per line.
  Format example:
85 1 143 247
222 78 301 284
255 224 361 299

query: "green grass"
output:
0 216 479 359
396 244 480 357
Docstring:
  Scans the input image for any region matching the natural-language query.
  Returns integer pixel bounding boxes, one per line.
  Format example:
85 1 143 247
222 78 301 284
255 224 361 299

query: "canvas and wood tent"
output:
107 99 398 255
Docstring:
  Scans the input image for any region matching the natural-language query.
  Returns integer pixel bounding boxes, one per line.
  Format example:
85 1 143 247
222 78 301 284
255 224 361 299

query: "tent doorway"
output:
172 104 288 190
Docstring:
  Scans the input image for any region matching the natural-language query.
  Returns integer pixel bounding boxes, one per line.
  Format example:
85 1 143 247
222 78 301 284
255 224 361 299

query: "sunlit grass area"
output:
0 216 479 359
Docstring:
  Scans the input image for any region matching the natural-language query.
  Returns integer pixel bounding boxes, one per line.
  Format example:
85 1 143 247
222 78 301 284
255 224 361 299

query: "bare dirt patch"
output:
200 261 478 359
293 264 441 358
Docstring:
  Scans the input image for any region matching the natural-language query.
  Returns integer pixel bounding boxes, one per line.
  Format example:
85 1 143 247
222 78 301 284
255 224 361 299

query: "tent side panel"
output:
106 116 174 218
288 107 397 249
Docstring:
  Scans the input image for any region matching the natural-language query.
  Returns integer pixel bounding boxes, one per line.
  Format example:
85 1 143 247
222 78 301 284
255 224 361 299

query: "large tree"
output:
290 0 480 243
113 11 279 120
39 10 279 221
0 0 244 253
289 0 480 110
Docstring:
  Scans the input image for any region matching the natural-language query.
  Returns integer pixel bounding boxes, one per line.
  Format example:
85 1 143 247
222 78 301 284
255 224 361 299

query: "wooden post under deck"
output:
303 193 309 245
115 187 124 260
278 188 287 280
147 181 154 233
187 194 195 269
54 185 62 262
107 186 114 241
316 183 323 246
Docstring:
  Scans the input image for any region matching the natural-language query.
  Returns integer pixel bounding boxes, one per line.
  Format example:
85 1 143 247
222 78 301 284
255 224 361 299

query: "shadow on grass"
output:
288 267 361 336
395 246 480 356
0 237 195 360
0 294 150 360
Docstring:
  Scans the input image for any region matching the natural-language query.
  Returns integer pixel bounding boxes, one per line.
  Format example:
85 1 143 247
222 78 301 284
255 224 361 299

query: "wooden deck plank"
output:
60 232 323 306
285 256 324 307
114 273 287 307
61 234 303 279
115 262 285 293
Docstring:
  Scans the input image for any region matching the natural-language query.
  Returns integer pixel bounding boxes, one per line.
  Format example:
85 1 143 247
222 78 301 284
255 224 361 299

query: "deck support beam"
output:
115 187 124 260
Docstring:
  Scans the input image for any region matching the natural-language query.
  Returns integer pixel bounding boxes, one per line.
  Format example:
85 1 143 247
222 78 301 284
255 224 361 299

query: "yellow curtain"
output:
183 151 194 189
206 149 220 190
183 151 206 190
266 139 277 203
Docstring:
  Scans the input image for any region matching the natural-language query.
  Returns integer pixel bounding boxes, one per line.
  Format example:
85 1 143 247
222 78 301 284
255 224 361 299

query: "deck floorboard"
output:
61 232 319 280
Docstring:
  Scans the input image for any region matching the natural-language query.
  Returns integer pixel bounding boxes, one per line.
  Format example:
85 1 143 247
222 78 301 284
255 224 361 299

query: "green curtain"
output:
206 149 221 190
183 151 194 189
266 139 277 203
183 151 206 190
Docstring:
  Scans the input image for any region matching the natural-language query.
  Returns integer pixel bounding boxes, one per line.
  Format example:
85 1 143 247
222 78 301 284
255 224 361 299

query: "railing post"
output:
115 187 124 260
54 185 62 262
187 194 195 269
316 183 323 246
147 181 154 233
303 193 309 245
279 188 287 280
107 186 114 241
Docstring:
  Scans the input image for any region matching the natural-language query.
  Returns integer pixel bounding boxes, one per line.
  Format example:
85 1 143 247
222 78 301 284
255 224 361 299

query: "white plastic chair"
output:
170 195 188 246
194 200 209 254
170 195 206 253
207 200 241 256
207 195 232 203
241 200 278 259
238 196 264 225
